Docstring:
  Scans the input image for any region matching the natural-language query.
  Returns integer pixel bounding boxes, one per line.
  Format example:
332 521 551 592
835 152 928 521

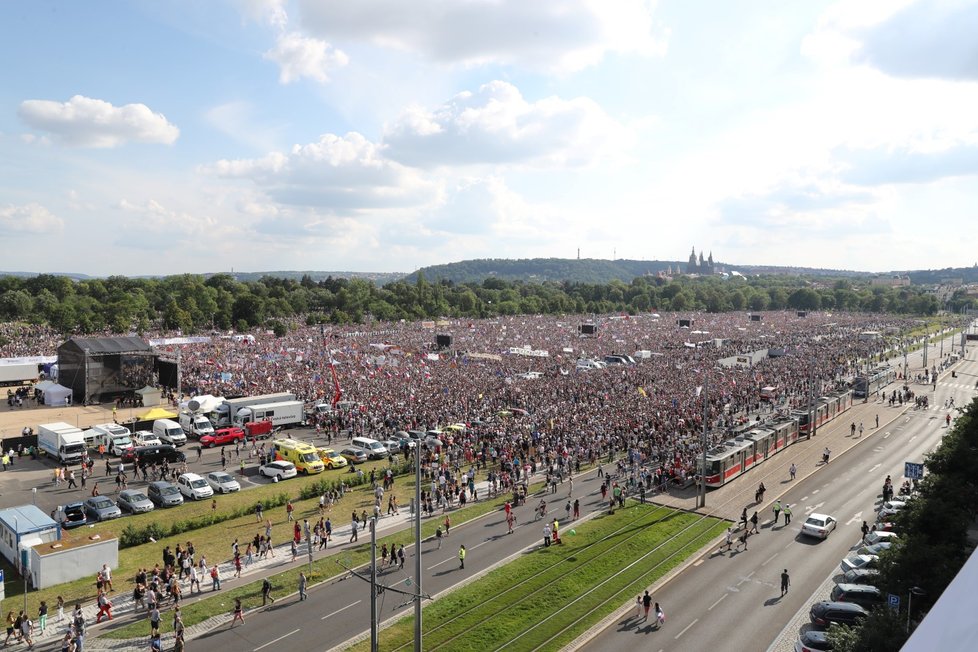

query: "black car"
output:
60 502 88 529
121 444 186 465
830 584 883 609
809 601 868 627
795 629 833 652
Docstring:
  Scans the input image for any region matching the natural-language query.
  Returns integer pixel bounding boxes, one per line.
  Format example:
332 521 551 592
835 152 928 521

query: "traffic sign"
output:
905 462 924 480
888 594 900 611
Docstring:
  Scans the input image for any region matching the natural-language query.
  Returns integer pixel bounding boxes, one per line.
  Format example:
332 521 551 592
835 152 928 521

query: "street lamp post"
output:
907 586 925 633
698 377 709 509
414 441 422 652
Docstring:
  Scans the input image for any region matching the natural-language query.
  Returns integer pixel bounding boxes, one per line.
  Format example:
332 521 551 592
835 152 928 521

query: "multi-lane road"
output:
577 342 975 652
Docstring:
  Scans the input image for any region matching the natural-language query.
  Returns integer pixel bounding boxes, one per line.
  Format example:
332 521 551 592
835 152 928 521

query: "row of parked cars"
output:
58 470 247 528
794 490 909 651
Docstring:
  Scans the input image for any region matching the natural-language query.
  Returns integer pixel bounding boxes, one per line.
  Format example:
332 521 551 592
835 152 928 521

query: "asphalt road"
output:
179 468 615 652
579 347 974 652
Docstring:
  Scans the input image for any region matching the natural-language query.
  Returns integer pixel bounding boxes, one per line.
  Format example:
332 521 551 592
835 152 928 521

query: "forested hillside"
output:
0 272 963 338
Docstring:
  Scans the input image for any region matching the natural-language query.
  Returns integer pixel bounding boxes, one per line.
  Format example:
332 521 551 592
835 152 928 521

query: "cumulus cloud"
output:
0 203 64 234
384 81 630 168
838 143 978 186
237 0 288 29
264 32 349 84
115 198 224 243
18 95 179 148
297 0 667 71
204 132 435 210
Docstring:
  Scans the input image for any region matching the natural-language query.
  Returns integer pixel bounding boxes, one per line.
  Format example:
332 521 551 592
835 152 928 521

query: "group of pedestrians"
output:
634 590 665 629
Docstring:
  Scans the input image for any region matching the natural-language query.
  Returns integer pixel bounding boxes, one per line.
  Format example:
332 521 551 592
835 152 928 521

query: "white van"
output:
351 436 387 460
153 419 187 447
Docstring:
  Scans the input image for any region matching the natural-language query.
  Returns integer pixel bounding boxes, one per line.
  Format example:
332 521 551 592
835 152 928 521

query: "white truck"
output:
217 392 296 427
87 423 134 456
38 422 87 465
232 400 304 428
178 411 215 440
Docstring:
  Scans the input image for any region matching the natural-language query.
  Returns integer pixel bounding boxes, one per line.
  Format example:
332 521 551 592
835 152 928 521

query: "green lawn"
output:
348 503 727 652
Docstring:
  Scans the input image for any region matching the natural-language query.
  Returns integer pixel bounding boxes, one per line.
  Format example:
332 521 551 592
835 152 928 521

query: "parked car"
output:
147 480 184 508
830 583 884 609
840 554 879 573
259 460 297 481
133 430 162 447
117 489 155 514
178 473 214 500
809 601 868 627
857 541 893 556
316 447 348 469
200 427 246 448
121 445 186 465
381 439 401 454
864 531 899 546
877 500 908 519
84 496 122 521
339 447 368 464
794 630 834 652
801 513 837 539
60 502 88 529
841 568 881 585
206 471 241 494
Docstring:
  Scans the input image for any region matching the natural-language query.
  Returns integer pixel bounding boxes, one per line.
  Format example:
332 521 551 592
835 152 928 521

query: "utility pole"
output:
370 516 378 652
414 442 423 652
807 363 816 439
698 377 708 509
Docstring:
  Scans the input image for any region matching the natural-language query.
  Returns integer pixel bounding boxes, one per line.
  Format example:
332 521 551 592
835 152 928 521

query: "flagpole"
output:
699 376 708 509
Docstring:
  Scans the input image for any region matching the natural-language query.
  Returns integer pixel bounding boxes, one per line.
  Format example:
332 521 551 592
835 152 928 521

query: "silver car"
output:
117 489 155 514
84 496 123 521
147 481 185 508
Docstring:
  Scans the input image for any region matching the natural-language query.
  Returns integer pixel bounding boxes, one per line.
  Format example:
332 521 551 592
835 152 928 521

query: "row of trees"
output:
0 272 954 335
830 397 978 650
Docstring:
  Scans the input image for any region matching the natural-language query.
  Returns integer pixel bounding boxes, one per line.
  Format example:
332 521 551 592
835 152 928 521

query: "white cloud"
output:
263 32 349 84
0 203 64 234
114 198 227 244
205 132 436 210
383 81 631 168
297 0 667 71
18 95 179 148
236 0 288 30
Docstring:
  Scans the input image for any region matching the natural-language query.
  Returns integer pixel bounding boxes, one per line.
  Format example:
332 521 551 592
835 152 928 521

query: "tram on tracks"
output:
853 367 897 398
700 390 852 488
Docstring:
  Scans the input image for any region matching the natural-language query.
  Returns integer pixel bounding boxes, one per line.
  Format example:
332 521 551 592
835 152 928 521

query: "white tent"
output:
41 383 72 406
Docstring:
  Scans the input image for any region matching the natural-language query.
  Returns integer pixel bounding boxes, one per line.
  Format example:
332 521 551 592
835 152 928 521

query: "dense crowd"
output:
1 312 926 483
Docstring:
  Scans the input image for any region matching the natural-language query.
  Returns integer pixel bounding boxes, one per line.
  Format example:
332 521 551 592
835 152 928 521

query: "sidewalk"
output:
34 473 510 651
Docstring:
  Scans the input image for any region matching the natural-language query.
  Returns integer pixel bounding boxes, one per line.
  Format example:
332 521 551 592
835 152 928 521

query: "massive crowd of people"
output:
3 311 924 484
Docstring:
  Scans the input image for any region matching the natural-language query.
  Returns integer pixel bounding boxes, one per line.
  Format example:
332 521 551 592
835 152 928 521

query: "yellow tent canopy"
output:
138 407 178 421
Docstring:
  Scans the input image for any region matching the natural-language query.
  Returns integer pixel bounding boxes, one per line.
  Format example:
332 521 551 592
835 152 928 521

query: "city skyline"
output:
2 0 976 276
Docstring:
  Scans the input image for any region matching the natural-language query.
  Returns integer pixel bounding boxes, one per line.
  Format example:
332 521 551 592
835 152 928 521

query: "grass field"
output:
347 503 727 652
101 482 530 639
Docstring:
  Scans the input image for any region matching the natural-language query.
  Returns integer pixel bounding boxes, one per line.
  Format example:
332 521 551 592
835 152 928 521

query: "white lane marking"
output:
845 512 863 525
254 628 300 651
800 496 809 502
909 435 917 442
427 557 453 570
883 432 891 439
868 464 881 473
675 618 698 639
762 552 778 566
322 600 361 620
708 594 727 610
812 489 819 494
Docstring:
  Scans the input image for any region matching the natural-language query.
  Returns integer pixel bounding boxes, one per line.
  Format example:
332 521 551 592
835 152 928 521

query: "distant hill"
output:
404 258 868 285
900 266 978 285
219 270 407 284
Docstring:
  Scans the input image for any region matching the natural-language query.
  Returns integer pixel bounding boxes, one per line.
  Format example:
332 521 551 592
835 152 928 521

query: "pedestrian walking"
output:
298 572 307 601
875 414 879 428
749 511 759 534
573 498 580 519
256 502 264 522
654 602 665 629
783 504 792 525
210 565 221 591
435 526 443 549
789 463 796 481
443 514 451 537
543 523 552 547
722 527 733 552
780 569 790 596
738 529 749 551
642 591 652 621
858 422 864 437
261 578 275 605
860 520 870 542
230 598 245 627
772 500 781 524
740 507 748 529
458 544 466 570
350 518 359 543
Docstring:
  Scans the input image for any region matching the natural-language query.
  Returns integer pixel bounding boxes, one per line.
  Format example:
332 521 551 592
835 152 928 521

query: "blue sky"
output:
2 0 977 275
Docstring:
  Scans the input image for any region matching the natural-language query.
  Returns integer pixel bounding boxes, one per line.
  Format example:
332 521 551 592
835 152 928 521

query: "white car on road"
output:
206 471 241 494
801 513 837 539
260 460 297 481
